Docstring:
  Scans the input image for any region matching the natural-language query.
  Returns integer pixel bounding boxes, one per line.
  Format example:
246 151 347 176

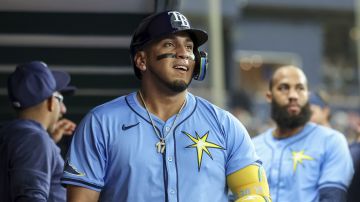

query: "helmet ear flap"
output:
193 50 208 81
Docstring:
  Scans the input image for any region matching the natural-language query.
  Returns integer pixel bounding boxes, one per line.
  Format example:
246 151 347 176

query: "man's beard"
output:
271 100 311 130
150 67 192 93
165 79 191 92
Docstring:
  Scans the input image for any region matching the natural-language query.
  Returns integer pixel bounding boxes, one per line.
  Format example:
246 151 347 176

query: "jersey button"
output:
168 156 173 162
169 189 176 194
279 181 285 188
165 126 170 132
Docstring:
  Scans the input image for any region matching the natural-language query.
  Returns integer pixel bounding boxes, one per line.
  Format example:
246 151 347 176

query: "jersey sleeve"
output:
61 111 107 192
224 112 259 175
9 130 53 201
318 131 354 190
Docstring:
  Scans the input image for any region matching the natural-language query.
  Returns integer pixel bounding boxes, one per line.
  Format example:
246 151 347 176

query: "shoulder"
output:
1 120 53 153
80 95 129 123
191 95 253 137
91 95 127 115
196 95 248 129
309 124 350 155
311 123 346 141
194 95 234 120
2 120 47 139
194 95 224 110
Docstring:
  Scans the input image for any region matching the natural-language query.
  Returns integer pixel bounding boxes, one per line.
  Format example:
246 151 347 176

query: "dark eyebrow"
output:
162 34 193 42
295 83 306 88
278 83 289 87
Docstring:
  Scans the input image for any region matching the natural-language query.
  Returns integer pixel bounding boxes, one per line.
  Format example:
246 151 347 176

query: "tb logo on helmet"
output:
168 11 190 28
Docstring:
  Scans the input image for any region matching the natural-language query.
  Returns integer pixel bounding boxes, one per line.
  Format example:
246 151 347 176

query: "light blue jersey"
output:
252 123 354 202
61 92 258 202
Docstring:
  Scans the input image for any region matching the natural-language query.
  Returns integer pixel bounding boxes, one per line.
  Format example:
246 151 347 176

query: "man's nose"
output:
176 46 194 60
288 88 299 100
60 102 67 114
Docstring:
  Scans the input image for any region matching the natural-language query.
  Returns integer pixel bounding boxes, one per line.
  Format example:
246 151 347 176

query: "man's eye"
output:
278 86 288 91
186 45 194 50
297 86 305 91
164 42 174 47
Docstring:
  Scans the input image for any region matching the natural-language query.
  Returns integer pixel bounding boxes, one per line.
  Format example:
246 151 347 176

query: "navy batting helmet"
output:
130 10 208 80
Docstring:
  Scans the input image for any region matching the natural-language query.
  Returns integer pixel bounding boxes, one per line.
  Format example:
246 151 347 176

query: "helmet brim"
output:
183 29 208 47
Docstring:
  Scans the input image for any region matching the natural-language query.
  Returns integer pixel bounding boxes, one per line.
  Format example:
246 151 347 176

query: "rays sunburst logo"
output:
292 150 314 172
182 131 225 171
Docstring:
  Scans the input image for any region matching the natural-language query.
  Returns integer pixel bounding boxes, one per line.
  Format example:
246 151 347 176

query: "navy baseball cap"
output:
309 92 327 108
60 85 77 96
130 10 208 49
7 61 71 109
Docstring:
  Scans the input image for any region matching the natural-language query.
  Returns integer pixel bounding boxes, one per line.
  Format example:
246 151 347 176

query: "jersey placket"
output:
270 140 286 202
163 119 178 202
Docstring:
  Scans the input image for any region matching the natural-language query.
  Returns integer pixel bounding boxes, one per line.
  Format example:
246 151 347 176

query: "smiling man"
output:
252 65 354 202
61 10 271 202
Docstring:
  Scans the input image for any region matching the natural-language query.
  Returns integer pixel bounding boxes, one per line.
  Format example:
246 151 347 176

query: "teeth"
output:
175 66 188 71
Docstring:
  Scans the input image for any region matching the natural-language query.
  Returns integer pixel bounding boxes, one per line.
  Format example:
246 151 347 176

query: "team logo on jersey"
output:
64 160 86 176
182 131 225 171
291 150 314 172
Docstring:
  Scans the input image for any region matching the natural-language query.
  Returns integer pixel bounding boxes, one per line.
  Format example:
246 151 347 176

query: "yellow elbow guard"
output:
227 164 271 202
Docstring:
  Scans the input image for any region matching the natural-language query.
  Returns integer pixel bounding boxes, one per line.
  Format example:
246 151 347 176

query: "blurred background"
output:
0 0 359 143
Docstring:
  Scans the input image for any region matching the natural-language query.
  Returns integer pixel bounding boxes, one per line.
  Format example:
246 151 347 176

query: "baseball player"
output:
61 10 271 202
252 65 354 202
0 61 72 201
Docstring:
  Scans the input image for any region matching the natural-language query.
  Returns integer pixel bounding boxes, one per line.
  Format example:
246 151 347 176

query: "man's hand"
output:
51 118 76 143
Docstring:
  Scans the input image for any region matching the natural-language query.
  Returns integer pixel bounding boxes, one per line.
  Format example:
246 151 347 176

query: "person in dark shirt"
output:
348 120 360 202
0 61 73 201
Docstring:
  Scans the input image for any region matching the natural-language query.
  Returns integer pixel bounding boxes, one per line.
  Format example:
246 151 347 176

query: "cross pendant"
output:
156 140 166 154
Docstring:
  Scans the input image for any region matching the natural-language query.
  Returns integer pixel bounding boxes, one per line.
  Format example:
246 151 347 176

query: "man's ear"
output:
265 90 272 103
47 96 55 111
134 51 147 72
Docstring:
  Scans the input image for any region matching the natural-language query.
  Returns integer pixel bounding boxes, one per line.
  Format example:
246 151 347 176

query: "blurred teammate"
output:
309 90 331 127
61 10 271 202
0 61 73 201
348 115 360 202
252 65 353 202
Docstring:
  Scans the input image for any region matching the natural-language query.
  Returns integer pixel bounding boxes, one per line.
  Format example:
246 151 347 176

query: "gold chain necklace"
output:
138 91 186 154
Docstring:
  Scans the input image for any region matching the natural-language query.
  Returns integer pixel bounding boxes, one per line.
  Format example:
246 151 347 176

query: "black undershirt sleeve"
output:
319 187 346 202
